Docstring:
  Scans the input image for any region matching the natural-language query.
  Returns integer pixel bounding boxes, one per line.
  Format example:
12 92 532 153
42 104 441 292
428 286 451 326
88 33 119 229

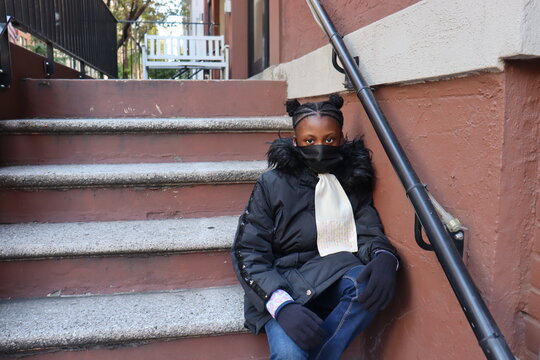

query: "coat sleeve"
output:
353 198 400 265
230 175 290 312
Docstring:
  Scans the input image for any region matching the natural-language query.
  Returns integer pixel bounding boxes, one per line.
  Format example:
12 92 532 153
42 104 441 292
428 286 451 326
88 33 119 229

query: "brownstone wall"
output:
223 0 248 79
278 0 420 63
504 59 540 360
220 0 421 78
0 43 87 119
295 60 539 359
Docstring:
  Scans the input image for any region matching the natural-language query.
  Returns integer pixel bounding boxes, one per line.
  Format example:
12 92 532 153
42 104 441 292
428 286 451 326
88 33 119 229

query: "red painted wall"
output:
219 0 421 78
224 0 248 79
503 60 540 360
279 0 420 63
0 43 88 119
295 60 539 359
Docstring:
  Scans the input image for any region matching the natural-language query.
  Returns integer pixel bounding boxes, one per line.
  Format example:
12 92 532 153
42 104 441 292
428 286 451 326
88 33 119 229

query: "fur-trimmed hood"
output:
266 136 375 195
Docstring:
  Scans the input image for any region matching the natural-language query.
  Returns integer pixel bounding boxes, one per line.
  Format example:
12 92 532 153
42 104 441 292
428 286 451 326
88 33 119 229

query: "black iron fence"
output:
0 0 117 87
0 0 12 87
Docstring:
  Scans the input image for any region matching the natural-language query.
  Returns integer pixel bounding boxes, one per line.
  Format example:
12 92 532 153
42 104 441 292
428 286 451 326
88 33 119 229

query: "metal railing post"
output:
3 0 117 79
0 0 11 88
79 61 85 79
44 41 55 78
305 1 515 359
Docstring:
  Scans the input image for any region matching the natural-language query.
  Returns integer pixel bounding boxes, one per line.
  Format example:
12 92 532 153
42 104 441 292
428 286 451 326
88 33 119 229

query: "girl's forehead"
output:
295 115 342 134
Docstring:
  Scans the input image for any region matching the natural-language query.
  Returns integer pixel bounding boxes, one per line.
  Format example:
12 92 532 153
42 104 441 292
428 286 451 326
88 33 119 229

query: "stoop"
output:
0 79 290 359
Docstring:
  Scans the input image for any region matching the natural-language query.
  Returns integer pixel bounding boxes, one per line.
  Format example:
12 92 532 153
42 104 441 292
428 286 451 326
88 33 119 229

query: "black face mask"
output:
296 144 343 173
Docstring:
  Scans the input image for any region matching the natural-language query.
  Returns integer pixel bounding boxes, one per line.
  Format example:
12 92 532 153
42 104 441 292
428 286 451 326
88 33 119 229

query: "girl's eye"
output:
305 139 314 144
325 138 334 143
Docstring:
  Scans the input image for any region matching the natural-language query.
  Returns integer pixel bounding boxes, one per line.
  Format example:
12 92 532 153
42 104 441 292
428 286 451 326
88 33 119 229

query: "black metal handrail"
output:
0 1 11 88
305 1 515 359
0 0 117 87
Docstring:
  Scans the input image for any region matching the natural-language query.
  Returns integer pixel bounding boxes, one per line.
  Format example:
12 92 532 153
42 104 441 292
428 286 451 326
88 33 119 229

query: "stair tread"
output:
0 285 245 352
0 216 239 259
0 116 292 133
0 160 268 188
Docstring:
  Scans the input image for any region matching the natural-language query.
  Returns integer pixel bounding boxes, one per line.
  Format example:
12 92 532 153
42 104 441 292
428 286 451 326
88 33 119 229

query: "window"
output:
248 0 269 76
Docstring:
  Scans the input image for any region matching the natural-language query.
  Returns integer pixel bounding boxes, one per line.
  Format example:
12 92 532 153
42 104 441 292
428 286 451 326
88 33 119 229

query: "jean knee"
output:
340 265 368 300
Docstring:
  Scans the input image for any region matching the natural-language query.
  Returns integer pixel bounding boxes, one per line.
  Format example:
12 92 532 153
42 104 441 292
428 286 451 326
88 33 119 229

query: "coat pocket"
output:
280 268 313 304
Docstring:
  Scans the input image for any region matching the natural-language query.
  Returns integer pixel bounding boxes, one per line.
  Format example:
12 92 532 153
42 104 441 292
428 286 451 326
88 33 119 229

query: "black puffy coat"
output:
230 136 399 334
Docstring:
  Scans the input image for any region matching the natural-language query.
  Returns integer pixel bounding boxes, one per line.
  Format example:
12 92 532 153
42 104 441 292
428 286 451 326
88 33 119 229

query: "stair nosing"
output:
0 160 268 189
0 116 293 134
0 285 245 353
0 216 239 260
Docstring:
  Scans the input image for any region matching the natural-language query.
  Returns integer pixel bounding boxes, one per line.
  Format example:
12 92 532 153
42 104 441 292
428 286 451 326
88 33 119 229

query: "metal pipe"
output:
0 0 11 88
305 1 515 359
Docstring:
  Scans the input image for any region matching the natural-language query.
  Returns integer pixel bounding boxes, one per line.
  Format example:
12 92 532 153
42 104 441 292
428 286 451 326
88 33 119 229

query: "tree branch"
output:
117 0 153 49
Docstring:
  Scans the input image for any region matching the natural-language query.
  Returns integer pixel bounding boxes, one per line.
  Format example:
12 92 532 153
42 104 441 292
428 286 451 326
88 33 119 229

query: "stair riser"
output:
0 333 270 359
0 184 253 223
0 251 236 299
0 331 366 359
0 132 291 165
22 80 287 118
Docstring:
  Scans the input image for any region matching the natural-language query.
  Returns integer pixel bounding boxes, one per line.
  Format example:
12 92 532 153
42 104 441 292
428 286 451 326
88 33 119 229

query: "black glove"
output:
357 252 398 312
275 302 326 351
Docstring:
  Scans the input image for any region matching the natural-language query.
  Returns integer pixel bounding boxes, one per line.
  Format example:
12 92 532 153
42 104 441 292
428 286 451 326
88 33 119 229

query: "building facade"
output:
206 1 540 359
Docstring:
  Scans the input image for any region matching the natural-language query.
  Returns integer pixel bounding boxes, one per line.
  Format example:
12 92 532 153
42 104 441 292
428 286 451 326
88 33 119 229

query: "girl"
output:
231 94 399 360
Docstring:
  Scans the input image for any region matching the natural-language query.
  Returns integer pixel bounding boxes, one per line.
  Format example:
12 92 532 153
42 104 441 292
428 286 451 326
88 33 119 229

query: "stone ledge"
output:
0 117 293 134
0 161 268 189
0 216 239 260
0 285 245 353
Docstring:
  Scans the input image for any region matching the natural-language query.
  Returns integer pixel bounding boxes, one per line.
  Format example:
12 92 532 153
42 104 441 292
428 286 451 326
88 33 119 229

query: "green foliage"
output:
30 43 47 57
104 0 191 79
148 68 191 79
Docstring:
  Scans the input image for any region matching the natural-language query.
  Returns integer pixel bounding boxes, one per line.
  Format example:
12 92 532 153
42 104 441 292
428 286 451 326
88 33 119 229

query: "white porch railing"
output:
142 34 229 79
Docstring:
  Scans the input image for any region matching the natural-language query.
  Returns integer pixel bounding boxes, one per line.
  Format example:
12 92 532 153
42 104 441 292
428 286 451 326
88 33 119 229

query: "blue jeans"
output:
264 265 376 360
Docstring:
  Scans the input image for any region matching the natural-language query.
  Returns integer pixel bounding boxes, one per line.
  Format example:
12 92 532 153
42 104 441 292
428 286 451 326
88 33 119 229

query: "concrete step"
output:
0 117 292 134
14 79 287 118
0 216 239 298
0 216 238 259
0 161 267 189
0 117 292 165
0 284 363 360
0 161 265 223
0 285 249 354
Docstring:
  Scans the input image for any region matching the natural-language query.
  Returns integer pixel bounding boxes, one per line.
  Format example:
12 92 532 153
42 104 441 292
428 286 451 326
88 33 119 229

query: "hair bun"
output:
285 99 301 116
327 93 344 109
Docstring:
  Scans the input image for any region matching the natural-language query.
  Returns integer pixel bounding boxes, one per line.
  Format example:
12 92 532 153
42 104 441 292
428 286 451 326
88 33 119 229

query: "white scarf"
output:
315 173 358 257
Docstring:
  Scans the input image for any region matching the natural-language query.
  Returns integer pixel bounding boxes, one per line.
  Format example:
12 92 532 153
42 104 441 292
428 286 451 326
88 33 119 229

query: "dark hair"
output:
285 93 345 128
